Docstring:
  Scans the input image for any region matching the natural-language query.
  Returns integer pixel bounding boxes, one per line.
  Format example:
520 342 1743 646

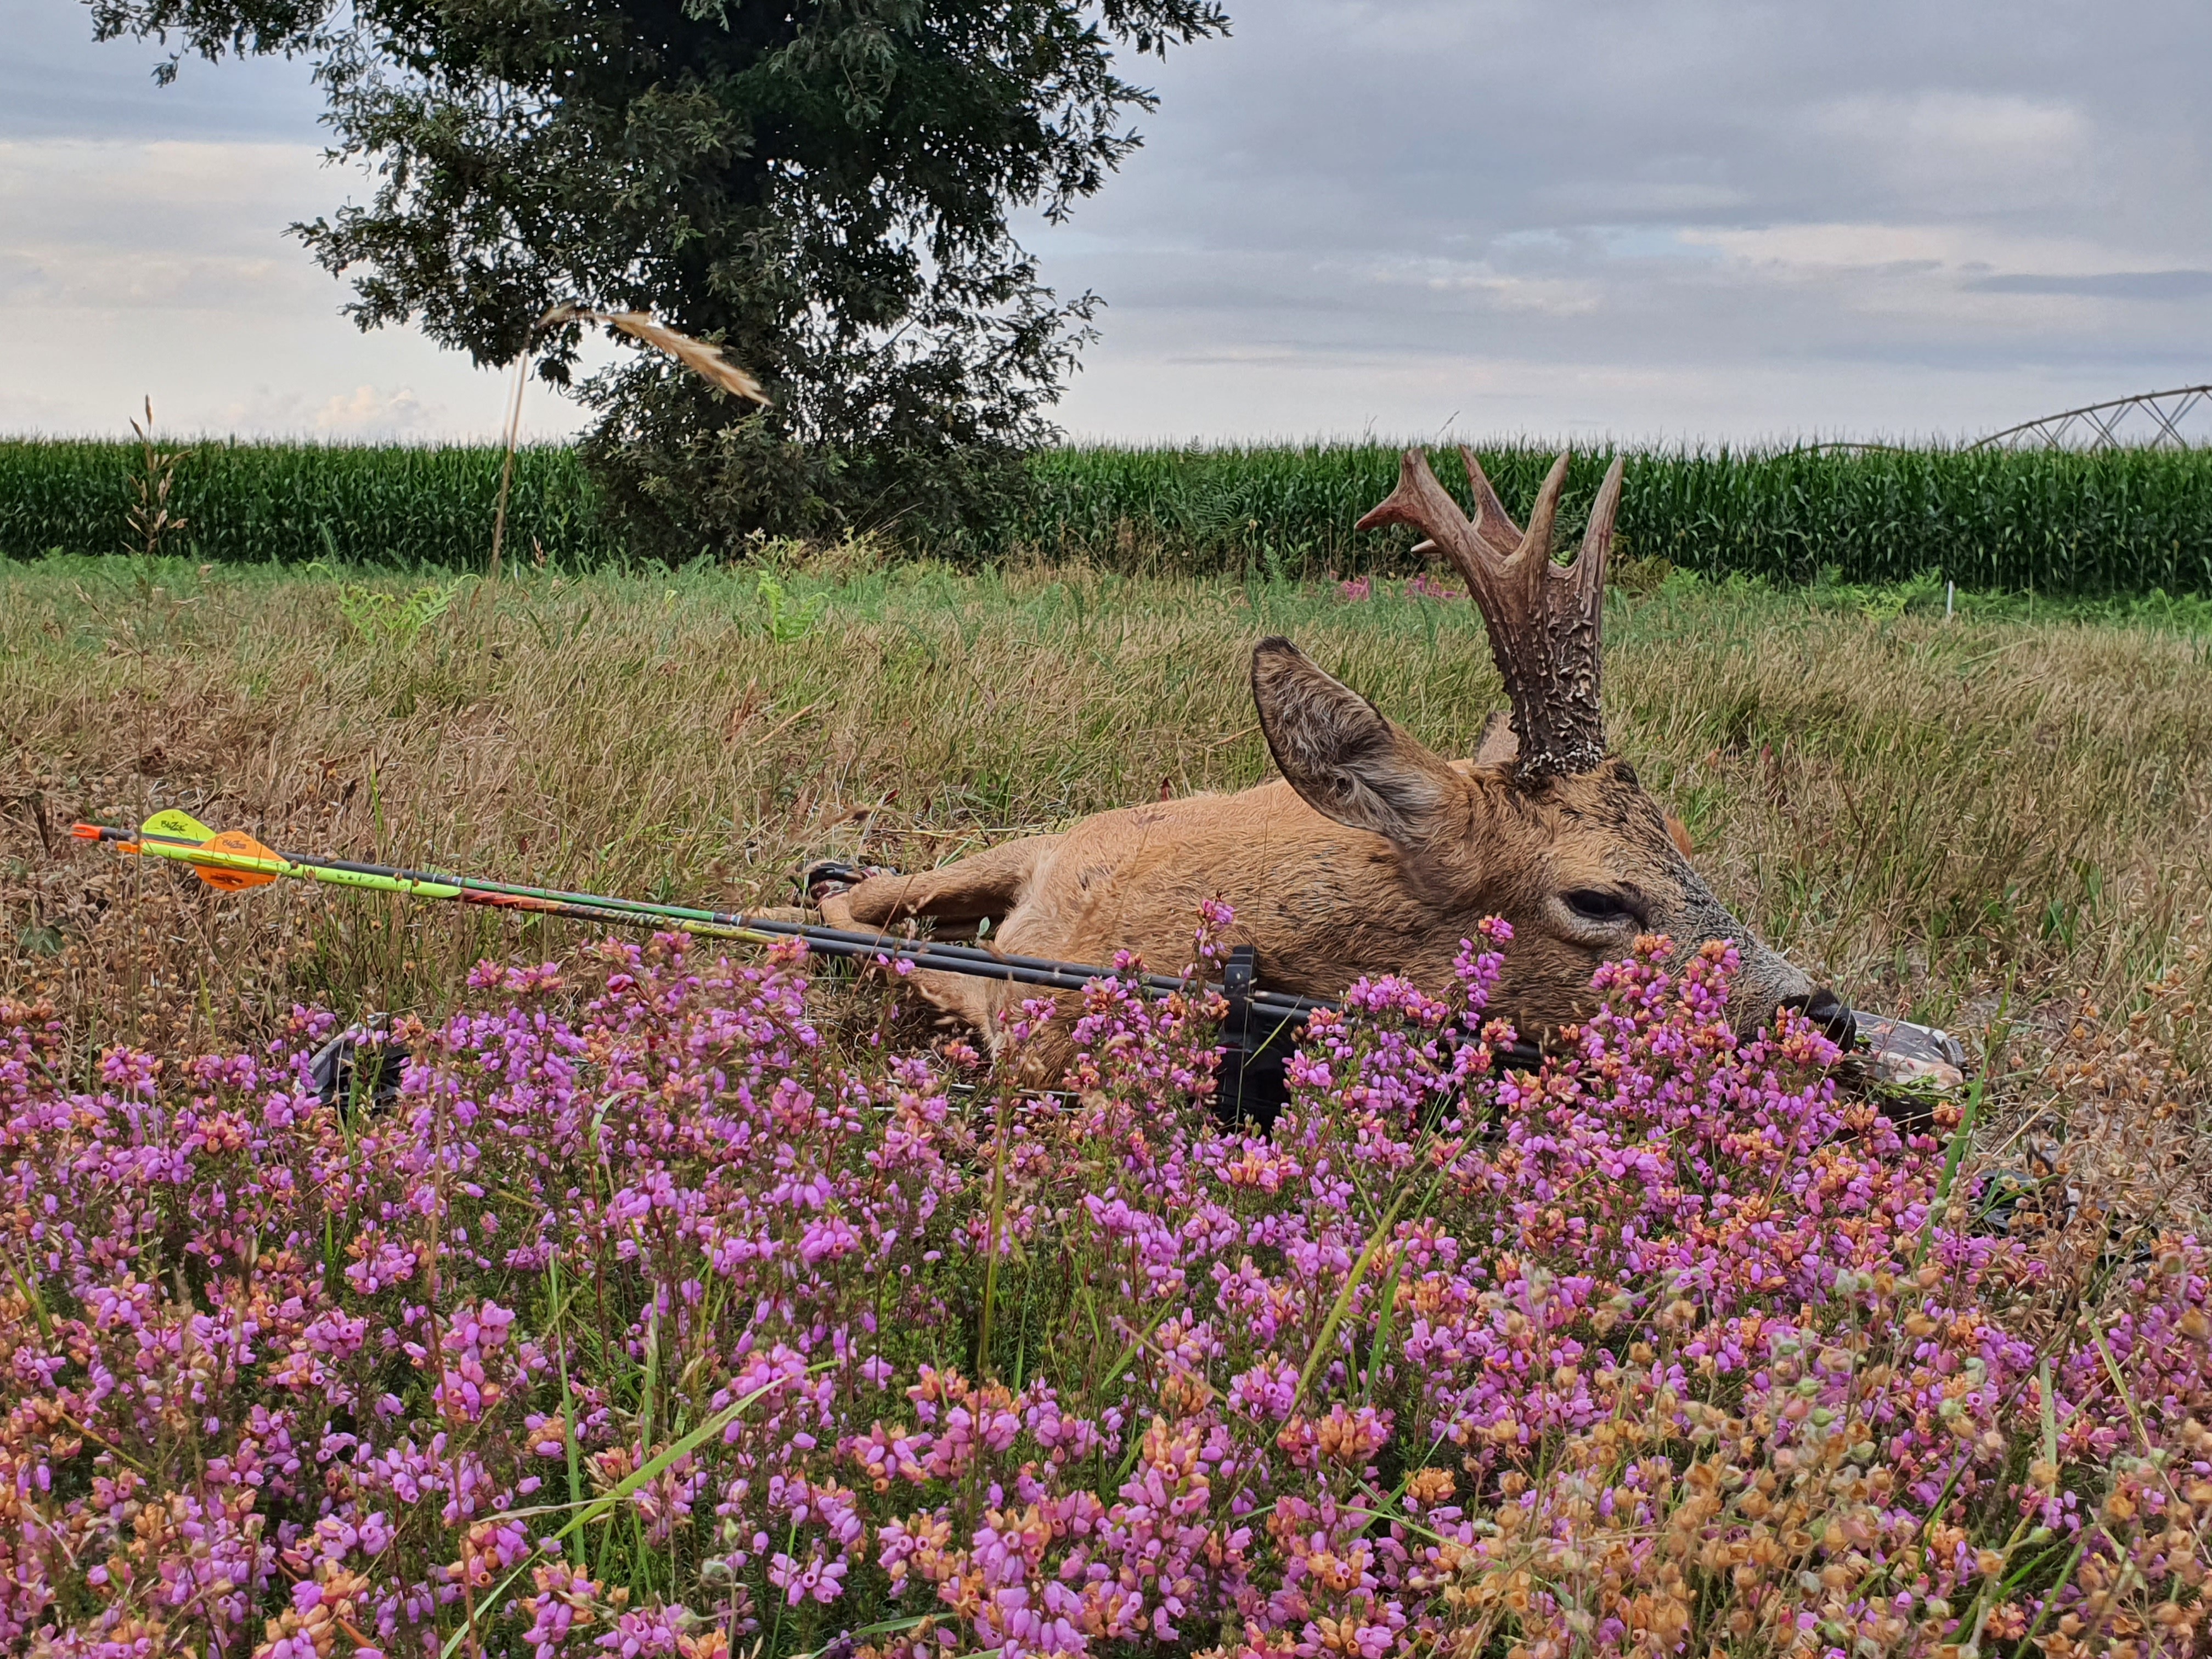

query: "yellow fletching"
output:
142 809 216 842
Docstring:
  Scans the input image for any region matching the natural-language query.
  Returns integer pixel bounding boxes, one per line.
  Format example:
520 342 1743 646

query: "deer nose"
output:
1785 986 1857 1049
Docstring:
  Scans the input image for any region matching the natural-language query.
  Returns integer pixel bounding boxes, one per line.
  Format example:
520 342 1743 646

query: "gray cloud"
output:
1026 0 2212 438
1965 270 2212 299
3 0 2208 440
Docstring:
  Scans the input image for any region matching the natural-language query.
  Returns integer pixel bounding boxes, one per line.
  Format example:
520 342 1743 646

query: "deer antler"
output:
1357 448 1623 780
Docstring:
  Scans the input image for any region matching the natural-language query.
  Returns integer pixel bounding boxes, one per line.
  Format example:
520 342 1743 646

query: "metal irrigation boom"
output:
1970 383 2212 452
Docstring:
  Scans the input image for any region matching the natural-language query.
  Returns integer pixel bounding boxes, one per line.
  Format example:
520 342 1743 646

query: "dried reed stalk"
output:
487 354 530 583
537 304 772 406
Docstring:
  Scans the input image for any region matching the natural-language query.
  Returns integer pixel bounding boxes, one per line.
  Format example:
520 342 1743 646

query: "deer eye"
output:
1564 888 1642 926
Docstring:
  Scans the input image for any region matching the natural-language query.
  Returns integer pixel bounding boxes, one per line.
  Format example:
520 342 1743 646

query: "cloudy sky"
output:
4 0 2208 444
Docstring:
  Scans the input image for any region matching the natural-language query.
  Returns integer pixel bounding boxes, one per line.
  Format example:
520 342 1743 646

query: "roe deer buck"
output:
812 448 1850 1077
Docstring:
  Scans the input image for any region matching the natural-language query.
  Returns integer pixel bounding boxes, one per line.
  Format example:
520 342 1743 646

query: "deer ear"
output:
1473 712 1519 769
1251 637 1464 844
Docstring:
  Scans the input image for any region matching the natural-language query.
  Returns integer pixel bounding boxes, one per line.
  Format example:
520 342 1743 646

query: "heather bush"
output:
3 917 2206 1658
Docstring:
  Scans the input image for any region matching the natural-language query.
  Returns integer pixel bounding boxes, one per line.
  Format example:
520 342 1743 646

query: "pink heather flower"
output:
3 912 2198 1659
768 1544 849 1606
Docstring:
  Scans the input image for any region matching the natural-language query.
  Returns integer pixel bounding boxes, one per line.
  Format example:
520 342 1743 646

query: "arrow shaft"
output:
72 825 1327 1016
287 848 1310 1007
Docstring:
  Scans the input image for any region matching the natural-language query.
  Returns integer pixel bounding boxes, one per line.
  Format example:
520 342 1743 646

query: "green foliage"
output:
0 440 613 570
86 0 1228 549
1016 441 2212 594
336 577 466 645
6 438 2211 596
749 571 830 644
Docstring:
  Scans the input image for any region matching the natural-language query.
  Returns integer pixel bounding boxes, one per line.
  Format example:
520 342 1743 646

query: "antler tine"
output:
1356 450 1513 612
1355 448 1480 550
1356 447 1531 568
1544 453 1624 640
1358 448 1618 780
1580 454 1626 572
1455 447 1526 557
1519 451 1572 569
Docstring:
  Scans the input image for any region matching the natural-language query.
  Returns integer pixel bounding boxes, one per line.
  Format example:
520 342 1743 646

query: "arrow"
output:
69 815 1340 1022
84 812 806 949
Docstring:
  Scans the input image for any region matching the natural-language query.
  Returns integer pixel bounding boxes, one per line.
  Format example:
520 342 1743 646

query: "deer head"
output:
1248 447 1850 1048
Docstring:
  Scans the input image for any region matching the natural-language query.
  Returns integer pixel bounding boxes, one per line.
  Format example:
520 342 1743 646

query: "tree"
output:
89 0 1229 549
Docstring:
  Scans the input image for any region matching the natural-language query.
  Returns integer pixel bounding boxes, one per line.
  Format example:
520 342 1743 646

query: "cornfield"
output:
1019 442 2212 592
3 436 2208 593
0 438 616 571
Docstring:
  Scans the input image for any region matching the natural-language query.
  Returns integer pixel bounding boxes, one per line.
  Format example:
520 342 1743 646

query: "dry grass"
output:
3 553 2208 1083
538 304 773 406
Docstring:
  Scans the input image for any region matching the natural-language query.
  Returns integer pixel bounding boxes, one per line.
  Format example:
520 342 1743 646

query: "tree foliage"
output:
89 0 1228 549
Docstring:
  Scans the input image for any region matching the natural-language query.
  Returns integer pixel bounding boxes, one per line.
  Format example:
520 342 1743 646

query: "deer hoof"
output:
799 860 898 904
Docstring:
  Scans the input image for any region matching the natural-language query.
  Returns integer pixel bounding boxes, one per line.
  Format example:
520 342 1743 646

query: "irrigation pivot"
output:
1971 383 2212 452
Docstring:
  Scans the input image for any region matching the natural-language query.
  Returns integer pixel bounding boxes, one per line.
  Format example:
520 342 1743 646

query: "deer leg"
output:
814 836 1061 929
813 836 1064 1032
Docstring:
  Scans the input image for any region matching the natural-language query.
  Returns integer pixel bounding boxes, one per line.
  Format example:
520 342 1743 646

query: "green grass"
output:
4 552 2207 1066
5 437 2211 595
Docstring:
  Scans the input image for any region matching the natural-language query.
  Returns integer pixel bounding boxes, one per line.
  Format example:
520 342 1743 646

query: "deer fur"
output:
816 448 1843 1081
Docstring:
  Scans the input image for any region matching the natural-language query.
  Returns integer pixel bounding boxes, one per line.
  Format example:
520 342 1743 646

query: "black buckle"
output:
1215 944 1292 1132
1223 944 1256 1052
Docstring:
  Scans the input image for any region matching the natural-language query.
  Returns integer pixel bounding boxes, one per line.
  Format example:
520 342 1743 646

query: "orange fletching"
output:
196 830 281 891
